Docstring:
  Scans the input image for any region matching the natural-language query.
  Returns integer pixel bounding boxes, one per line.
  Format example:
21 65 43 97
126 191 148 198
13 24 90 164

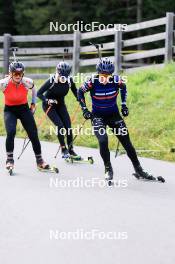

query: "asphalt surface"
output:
0 136 174 264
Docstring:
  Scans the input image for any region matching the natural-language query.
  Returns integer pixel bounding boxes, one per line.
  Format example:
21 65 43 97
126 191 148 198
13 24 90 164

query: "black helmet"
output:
9 61 25 73
96 57 114 74
56 61 71 77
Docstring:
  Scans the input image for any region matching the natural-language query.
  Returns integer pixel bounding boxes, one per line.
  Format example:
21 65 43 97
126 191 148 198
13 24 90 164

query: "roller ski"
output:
63 147 94 164
133 165 165 183
65 156 94 164
37 160 59 174
105 163 114 186
6 160 14 176
69 149 81 160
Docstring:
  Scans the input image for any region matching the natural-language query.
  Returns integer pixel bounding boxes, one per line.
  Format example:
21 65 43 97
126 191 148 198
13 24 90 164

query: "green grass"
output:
0 62 175 162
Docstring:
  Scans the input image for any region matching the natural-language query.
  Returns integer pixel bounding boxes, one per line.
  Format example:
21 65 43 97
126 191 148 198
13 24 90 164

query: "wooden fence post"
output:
114 30 122 74
72 30 81 75
165 12 174 62
3 33 11 76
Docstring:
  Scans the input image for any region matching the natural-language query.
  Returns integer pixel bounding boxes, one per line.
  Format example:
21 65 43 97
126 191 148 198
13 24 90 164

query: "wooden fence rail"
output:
0 12 174 79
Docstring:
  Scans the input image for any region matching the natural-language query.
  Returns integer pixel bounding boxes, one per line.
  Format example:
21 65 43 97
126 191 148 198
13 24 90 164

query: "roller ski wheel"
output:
37 162 59 174
6 160 14 176
88 156 94 164
133 165 165 183
105 163 114 186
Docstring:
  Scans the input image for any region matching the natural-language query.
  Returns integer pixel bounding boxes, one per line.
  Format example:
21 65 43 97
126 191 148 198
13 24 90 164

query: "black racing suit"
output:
78 74 140 168
37 75 78 148
4 104 42 158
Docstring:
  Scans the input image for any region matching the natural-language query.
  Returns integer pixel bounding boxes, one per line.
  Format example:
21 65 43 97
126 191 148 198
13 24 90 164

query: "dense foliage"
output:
0 0 174 35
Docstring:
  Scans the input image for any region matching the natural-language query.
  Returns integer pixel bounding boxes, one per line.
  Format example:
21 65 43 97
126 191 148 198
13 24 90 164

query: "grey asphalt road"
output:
0 136 174 264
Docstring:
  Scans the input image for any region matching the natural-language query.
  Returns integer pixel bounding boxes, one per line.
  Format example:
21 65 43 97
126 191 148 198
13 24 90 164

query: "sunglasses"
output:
12 72 23 77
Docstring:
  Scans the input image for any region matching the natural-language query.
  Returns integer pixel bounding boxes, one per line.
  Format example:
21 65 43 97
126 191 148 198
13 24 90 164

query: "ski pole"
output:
10 47 18 62
71 104 80 123
68 118 87 151
17 138 31 160
54 118 87 159
18 106 37 156
115 140 120 158
89 42 103 59
18 109 37 159
63 48 69 61
115 116 128 158
17 105 52 160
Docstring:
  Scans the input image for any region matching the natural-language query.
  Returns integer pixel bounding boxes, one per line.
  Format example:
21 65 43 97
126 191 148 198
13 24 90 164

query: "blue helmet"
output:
56 61 71 77
96 57 114 74
9 61 25 73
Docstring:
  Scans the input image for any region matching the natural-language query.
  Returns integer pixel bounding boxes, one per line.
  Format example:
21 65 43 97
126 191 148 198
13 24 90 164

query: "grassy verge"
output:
0 62 175 162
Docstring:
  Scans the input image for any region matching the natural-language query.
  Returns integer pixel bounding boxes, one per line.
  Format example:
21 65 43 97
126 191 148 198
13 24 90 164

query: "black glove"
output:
83 108 92 120
121 105 129 117
46 99 58 106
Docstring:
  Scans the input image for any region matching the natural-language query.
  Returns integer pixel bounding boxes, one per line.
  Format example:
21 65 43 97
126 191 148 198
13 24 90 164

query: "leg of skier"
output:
42 102 69 158
4 110 17 169
19 106 50 169
92 116 113 182
57 104 80 159
109 118 154 180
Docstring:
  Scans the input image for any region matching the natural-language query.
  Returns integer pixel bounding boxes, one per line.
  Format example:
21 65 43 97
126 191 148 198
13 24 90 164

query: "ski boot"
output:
69 148 81 161
134 165 156 181
105 162 114 186
37 159 59 173
6 159 14 176
133 165 165 182
61 147 70 159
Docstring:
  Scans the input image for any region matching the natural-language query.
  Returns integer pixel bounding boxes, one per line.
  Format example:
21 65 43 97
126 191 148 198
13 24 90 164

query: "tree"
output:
0 0 16 35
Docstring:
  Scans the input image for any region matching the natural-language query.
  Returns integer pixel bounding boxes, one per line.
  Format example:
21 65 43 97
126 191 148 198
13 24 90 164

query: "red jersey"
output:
0 76 35 106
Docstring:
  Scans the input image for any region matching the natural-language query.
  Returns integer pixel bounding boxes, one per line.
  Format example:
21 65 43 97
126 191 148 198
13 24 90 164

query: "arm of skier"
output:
22 77 37 114
77 79 93 119
70 78 78 100
37 78 52 103
30 85 37 114
119 80 129 117
0 77 9 92
31 85 37 104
